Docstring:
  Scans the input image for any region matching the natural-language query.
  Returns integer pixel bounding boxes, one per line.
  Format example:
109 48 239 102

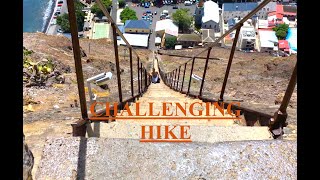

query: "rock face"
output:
36 137 296 179
23 134 34 180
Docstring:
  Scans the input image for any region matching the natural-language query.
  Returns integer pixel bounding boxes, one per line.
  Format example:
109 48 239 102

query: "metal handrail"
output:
67 0 152 136
159 0 296 139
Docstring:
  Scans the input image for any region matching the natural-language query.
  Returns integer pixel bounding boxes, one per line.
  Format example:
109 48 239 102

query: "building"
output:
194 0 205 27
155 19 178 37
227 18 235 29
118 33 149 48
223 2 258 21
201 0 220 32
124 20 150 34
176 34 202 48
278 40 290 54
194 0 220 32
258 29 278 52
267 4 297 27
201 29 215 45
258 19 276 29
222 2 276 21
236 21 256 51
155 19 179 47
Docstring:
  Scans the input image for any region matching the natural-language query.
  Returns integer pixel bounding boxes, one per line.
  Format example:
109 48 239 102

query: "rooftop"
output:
118 33 149 47
258 30 278 48
124 20 150 30
278 40 290 49
223 2 258 12
177 34 202 42
201 29 215 43
202 1 220 23
155 19 179 36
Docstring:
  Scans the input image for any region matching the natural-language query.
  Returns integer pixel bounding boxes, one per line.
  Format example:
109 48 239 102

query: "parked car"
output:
184 1 191 6
57 28 64 33
143 13 147 16
54 11 60 16
173 5 178 9
58 0 63 3
144 2 150 8
154 11 157 15
56 6 62 11
146 10 152 14
57 3 62 6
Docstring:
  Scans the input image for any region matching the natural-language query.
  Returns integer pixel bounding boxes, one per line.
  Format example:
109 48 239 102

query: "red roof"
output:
268 12 277 16
283 12 296 16
278 40 289 49
276 14 283 19
276 5 284 14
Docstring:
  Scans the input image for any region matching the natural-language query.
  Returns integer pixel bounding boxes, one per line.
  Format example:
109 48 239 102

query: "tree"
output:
91 0 112 18
56 0 85 32
120 8 138 23
165 36 177 49
119 0 126 8
57 14 70 32
272 23 289 40
172 8 193 33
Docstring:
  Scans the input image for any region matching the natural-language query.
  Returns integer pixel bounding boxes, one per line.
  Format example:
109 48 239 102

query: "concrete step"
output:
86 121 272 143
36 137 296 179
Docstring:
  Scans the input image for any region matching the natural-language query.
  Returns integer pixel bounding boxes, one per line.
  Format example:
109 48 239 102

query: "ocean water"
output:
23 0 54 32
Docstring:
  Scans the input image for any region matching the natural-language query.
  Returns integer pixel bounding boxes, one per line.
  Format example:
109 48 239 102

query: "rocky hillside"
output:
23 32 152 123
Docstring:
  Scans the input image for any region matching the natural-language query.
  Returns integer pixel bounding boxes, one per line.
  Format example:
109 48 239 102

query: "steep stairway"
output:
87 53 272 142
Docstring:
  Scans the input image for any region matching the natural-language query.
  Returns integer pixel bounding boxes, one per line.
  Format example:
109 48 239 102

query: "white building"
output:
118 33 149 48
236 21 256 50
201 0 220 32
155 19 179 37
155 19 179 47
258 30 278 52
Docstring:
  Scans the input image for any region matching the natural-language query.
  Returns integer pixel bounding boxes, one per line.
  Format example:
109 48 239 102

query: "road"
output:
46 0 68 35
128 2 197 50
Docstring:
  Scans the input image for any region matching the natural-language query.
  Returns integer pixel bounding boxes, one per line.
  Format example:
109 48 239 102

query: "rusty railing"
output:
67 0 152 136
158 0 297 139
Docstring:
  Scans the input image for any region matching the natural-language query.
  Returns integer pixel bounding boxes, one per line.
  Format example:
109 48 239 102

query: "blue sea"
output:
23 0 55 32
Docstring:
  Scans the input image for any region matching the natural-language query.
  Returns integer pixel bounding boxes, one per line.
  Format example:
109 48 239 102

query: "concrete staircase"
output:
86 54 272 142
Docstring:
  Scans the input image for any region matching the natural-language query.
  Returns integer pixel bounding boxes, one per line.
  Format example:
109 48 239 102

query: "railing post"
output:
171 71 175 88
199 47 212 97
187 57 196 95
270 62 297 138
129 48 134 97
66 0 88 136
219 25 242 101
181 63 187 92
111 23 123 103
172 69 177 89
140 62 143 92
137 57 141 94
144 68 147 90
176 66 181 90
